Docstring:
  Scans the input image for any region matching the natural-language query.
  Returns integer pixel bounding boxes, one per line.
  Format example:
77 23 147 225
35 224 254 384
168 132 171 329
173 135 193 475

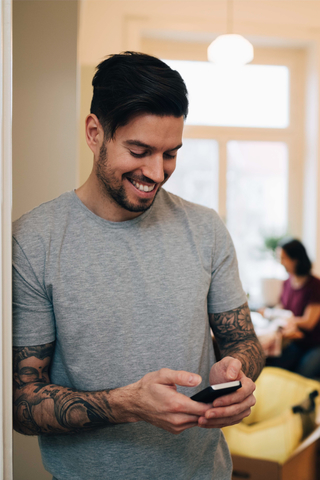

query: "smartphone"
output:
190 380 241 403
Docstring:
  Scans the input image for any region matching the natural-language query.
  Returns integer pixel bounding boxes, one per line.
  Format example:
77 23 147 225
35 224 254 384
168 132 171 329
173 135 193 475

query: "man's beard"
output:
96 143 162 214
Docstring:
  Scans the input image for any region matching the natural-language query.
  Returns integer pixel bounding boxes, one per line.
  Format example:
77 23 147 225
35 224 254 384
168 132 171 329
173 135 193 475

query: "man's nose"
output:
142 154 165 184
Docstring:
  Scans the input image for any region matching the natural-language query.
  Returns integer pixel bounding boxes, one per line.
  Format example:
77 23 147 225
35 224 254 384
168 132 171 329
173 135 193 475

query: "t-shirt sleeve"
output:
12 236 56 346
207 213 247 314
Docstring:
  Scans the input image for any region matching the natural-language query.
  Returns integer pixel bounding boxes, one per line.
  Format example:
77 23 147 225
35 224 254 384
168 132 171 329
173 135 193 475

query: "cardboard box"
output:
231 425 320 480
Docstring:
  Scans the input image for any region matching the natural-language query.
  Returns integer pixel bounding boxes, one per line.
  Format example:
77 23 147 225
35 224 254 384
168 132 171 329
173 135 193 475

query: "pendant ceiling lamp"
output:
207 0 254 66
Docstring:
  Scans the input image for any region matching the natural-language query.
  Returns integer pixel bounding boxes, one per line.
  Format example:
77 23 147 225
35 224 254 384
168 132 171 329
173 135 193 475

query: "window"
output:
226 141 288 298
164 60 290 128
165 139 219 210
160 48 304 304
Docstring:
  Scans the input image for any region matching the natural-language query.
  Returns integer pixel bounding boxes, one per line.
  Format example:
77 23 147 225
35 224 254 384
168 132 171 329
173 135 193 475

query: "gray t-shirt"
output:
13 189 247 480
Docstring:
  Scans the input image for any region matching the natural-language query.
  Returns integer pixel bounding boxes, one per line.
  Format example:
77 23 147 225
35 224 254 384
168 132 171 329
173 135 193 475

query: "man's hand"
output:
196 357 256 429
125 369 212 435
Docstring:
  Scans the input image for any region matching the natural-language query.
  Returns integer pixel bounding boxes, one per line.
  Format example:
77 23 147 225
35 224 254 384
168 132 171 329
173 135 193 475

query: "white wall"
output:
12 1 78 478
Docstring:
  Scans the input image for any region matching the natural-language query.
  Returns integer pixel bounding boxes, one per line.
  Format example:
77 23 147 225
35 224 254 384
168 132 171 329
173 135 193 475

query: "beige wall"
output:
79 65 95 185
78 0 320 67
13 0 79 222
12 1 79 479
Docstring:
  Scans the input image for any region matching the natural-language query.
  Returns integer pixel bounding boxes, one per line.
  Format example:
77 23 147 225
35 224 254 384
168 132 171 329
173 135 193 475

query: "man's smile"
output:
127 177 158 194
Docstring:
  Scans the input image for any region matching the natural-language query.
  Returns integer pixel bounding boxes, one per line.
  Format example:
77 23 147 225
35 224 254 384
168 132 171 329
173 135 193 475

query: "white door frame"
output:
0 0 13 478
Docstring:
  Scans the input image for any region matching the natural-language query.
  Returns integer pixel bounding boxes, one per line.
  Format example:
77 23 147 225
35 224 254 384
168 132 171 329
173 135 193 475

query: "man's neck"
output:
75 174 142 222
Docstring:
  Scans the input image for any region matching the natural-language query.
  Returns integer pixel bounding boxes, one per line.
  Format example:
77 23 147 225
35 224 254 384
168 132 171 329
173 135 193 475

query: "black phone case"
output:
191 382 241 403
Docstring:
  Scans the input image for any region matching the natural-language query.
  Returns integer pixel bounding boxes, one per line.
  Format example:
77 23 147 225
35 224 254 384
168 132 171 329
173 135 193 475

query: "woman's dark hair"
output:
279 238 312 276
90 51 189 139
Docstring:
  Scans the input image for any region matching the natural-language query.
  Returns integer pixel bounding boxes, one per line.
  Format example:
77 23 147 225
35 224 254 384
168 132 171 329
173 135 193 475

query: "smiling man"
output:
77 113 184 221
12 52 264 480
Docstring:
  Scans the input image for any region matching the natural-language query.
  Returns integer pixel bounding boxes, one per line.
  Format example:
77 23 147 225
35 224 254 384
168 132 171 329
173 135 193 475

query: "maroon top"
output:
281 275 320 347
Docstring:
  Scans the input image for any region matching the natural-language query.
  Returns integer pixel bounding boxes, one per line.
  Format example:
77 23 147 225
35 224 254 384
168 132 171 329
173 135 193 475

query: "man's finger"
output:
212 380 256 408
199 408 252 428
210 356 242 384
225 358 242 381
157 368 202 388
205 394 256 419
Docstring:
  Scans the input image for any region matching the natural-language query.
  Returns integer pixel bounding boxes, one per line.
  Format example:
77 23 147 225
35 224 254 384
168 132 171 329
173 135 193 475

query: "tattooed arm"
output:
209 302 265 381
12 342 123 435
13 343 213 436
194 303 264 429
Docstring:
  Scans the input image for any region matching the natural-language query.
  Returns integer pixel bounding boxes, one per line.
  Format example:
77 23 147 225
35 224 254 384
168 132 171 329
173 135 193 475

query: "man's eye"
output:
130 151 147 158
164 153 176 160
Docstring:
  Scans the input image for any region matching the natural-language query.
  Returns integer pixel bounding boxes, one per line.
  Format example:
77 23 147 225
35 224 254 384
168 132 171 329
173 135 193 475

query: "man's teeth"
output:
131 180 155 192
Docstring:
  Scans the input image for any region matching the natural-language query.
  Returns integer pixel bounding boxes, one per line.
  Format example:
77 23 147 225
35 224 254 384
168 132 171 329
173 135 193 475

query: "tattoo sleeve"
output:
209 302 265 381
13 343 117 435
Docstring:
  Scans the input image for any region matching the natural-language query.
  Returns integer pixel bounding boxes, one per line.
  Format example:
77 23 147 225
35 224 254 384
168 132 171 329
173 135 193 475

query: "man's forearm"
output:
219 337 265 381
210 303 265 381
13 382 136 436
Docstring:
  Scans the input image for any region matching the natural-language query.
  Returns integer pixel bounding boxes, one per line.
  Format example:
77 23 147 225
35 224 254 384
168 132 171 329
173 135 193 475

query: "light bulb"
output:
207 34 254 66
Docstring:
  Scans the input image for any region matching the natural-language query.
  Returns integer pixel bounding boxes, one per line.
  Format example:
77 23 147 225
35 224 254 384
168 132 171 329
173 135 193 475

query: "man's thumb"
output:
226 358 242 380
158 368 202 387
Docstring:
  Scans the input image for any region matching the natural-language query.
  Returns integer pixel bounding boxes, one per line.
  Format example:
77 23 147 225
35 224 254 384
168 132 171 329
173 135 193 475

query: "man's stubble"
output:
95 142 163 214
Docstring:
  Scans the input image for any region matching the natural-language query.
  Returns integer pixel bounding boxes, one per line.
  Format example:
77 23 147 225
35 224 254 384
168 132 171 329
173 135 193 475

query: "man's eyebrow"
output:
124 140 183 152
167 143 183 152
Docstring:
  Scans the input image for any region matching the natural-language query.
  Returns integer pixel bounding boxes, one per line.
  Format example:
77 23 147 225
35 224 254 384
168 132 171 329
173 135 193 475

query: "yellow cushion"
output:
223 367 320 463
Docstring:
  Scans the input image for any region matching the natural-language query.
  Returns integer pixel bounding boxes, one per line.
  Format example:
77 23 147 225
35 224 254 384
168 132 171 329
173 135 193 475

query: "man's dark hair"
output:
90 51 188 139
279 238 312 276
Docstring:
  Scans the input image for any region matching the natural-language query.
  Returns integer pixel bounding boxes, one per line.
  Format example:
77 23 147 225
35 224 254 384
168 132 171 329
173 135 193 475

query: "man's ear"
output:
85 114 104 155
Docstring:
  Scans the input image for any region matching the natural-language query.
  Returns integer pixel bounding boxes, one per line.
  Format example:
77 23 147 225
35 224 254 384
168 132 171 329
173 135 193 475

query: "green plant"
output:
261 233 288 258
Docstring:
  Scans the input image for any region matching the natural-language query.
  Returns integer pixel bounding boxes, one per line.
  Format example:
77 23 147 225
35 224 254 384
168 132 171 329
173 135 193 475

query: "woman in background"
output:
266 239 320 378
